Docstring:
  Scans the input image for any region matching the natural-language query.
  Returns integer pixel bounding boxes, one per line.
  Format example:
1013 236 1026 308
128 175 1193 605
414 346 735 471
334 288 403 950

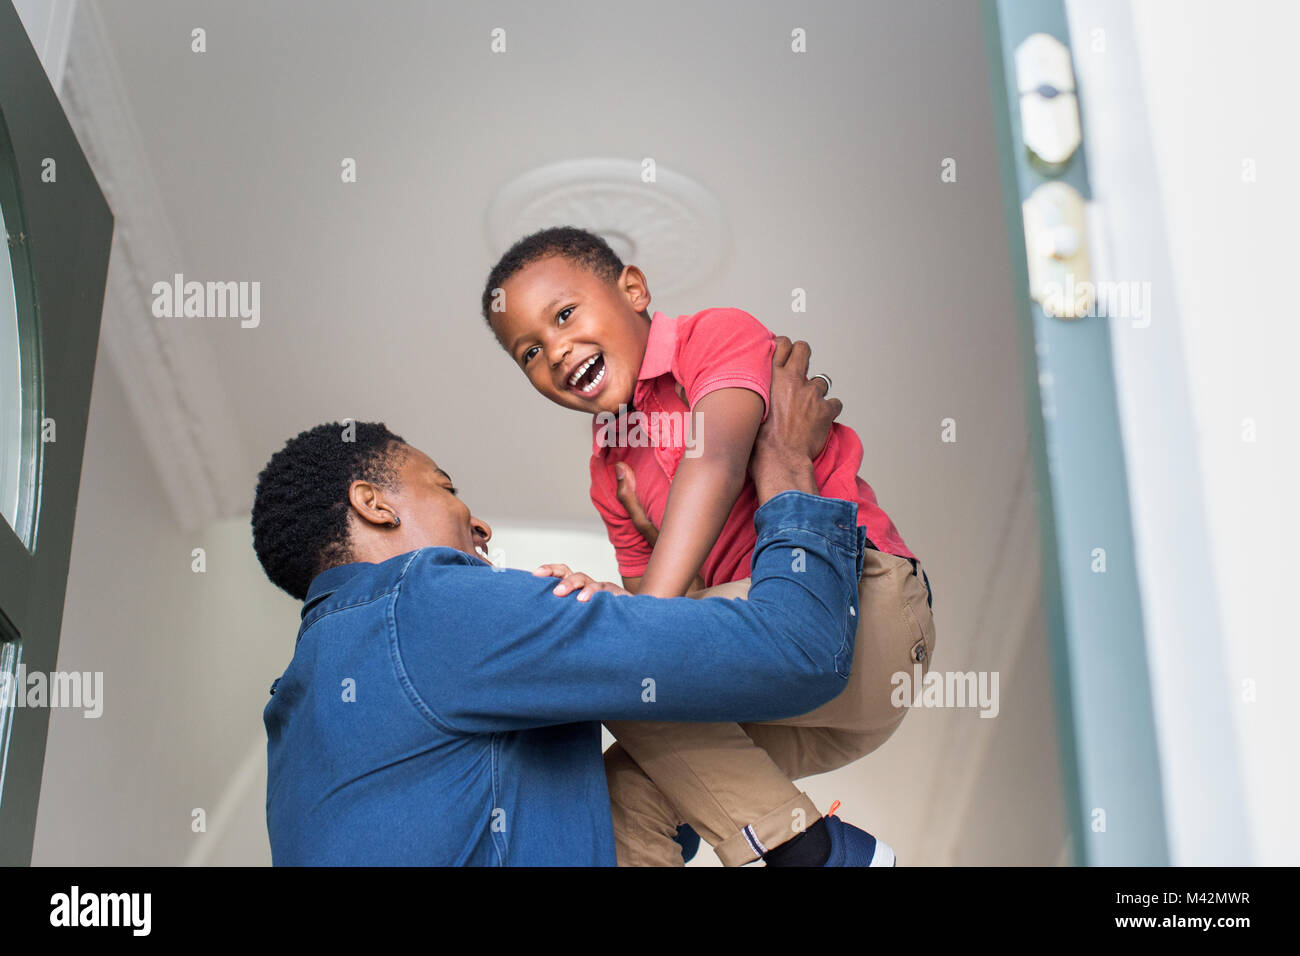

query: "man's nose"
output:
471 517 492 543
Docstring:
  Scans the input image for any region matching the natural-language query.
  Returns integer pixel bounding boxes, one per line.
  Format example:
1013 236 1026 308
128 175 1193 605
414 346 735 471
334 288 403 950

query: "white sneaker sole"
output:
871 840 897 867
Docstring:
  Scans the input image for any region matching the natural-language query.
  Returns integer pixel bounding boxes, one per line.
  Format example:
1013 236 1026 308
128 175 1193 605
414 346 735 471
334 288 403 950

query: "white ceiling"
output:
66 0 1039 713
87 0 1025 506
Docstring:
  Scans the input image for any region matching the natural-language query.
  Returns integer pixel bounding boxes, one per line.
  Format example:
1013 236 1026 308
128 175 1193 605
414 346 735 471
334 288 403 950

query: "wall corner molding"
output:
58 2 250 532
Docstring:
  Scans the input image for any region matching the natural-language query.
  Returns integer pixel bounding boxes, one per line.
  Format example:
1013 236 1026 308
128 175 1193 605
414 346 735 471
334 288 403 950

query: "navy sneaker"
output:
673 823 701 864
823 814 897 867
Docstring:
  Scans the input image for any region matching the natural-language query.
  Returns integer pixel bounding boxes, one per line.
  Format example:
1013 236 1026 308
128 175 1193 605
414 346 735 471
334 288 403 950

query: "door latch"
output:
1023 181 1093 319
1015 32 1082 169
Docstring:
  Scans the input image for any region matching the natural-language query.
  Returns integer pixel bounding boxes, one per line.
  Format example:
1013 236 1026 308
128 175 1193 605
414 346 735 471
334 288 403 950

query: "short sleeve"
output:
673 308 776 421
589 455 654 578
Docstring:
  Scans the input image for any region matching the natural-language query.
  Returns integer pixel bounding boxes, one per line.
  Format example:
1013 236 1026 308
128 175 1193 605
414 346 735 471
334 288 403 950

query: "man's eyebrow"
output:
435 468 452 482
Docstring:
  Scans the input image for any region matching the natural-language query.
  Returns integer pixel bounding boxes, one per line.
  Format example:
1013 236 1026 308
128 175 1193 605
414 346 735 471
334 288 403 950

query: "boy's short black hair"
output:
481 226 624 322
251 421 407 601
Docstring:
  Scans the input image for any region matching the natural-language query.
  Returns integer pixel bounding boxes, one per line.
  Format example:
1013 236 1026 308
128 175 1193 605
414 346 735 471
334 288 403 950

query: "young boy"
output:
481 226 936 866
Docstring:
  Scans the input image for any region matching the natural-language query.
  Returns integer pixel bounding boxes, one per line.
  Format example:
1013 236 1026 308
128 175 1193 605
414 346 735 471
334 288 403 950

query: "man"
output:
254 339 886 865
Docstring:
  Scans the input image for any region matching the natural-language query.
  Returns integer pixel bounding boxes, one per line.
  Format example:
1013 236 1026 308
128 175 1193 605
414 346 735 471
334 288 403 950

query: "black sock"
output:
762 817 831 867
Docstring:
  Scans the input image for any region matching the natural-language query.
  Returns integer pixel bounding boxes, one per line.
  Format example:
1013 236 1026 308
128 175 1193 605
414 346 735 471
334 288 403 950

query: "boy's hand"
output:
533 563 631 602
751 337 841 504
614 464 659 548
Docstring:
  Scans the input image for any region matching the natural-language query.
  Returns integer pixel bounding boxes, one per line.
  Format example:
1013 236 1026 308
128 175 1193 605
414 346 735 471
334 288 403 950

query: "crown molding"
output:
13 0 78 92
58 2 249 532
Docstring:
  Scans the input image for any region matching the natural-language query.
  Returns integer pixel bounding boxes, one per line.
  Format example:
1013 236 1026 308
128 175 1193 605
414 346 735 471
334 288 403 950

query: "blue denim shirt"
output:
263 491 865 865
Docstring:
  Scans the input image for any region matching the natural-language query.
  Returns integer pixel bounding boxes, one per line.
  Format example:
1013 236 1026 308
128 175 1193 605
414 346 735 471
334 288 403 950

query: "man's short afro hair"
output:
481 225 625 322
251 421 407 601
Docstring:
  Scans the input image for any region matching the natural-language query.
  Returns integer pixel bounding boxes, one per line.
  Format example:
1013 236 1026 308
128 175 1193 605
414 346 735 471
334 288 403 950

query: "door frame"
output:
0 0 113 865
981 0 1170 866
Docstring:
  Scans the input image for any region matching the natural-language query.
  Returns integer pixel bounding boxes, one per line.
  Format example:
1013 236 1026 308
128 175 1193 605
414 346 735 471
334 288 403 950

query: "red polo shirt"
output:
589 308 914 586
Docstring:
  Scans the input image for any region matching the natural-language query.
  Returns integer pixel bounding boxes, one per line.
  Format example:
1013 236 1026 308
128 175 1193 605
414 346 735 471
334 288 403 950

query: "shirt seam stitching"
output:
687 372 770 408
489 735 506 865
297 593 390 639
756 521 859 557
387 549 463 736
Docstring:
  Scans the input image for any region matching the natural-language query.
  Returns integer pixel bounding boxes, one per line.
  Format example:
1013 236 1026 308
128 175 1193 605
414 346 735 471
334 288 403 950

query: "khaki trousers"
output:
604 548 937 866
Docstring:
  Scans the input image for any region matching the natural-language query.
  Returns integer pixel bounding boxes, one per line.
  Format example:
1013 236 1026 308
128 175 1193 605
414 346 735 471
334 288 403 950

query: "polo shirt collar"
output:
591 312 678 454
638 311 678 381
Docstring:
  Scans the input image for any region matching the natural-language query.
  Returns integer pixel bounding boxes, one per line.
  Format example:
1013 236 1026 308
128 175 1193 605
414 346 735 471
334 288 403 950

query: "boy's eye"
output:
557 307 574 324
522 345 540 365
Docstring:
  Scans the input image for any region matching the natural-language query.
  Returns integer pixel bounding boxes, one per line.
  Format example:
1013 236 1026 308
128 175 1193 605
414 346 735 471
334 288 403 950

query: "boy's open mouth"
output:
566 352 607 397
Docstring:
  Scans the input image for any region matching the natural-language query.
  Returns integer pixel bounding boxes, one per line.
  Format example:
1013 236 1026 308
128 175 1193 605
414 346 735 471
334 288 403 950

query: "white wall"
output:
484 522 619 583
1123 0 1299 864
31 348 301 865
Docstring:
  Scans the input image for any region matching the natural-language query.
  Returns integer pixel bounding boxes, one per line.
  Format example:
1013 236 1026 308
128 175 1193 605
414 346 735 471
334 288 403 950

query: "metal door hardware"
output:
1015 33 1082 168
1023 181 1093 319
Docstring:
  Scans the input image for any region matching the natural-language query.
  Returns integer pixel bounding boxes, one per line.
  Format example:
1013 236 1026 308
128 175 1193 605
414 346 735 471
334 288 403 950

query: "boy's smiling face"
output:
489 254 652 415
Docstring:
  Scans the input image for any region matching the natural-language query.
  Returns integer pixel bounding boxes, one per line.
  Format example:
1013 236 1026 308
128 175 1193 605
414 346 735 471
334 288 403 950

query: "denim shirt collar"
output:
297 548 487 637
589 311 678 455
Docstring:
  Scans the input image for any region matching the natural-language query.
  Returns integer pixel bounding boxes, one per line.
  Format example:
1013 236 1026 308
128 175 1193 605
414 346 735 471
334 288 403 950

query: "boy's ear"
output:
618 265 651 313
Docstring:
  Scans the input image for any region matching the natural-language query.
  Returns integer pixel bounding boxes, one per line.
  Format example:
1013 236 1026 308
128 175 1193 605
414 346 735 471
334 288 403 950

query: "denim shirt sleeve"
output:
393 491 864 735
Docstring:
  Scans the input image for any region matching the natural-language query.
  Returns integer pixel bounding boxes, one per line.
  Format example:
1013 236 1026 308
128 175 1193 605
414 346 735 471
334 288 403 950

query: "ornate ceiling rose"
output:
487 158 729 296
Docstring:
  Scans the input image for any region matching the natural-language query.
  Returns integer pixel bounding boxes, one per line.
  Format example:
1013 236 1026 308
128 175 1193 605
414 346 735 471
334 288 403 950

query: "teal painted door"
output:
982 0 1169 865
0 1 113 865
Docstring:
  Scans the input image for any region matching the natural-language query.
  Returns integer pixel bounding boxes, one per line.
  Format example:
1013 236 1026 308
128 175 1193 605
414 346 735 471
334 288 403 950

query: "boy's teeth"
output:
581 364 606 393
568 353 602 388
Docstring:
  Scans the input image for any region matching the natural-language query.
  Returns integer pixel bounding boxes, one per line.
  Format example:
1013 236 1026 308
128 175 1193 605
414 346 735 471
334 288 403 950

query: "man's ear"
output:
348 479 398 527
619 265 651 313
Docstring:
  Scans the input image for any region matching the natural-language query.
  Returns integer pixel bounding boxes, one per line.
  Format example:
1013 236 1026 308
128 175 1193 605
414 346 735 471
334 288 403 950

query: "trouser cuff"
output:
714 791 822 867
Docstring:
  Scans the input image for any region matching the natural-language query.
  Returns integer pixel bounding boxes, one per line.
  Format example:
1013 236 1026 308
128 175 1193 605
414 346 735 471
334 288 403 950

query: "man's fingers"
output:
771 336 794 367
787 339 812 378
827 397 844 421
810 374 830 397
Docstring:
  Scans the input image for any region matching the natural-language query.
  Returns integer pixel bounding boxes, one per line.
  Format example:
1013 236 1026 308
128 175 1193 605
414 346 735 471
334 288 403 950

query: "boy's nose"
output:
548 339 572 370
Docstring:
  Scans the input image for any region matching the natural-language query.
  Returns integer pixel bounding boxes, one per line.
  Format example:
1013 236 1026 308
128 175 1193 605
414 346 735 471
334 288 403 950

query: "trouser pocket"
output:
900 559 937 671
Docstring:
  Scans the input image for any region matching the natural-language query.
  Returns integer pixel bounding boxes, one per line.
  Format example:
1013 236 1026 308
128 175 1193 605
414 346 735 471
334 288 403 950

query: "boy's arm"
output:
611 465 705 594
633 387 765 597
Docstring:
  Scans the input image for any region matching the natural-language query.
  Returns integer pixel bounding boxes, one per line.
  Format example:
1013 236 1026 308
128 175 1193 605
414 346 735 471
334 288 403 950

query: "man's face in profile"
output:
376 446 493 563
